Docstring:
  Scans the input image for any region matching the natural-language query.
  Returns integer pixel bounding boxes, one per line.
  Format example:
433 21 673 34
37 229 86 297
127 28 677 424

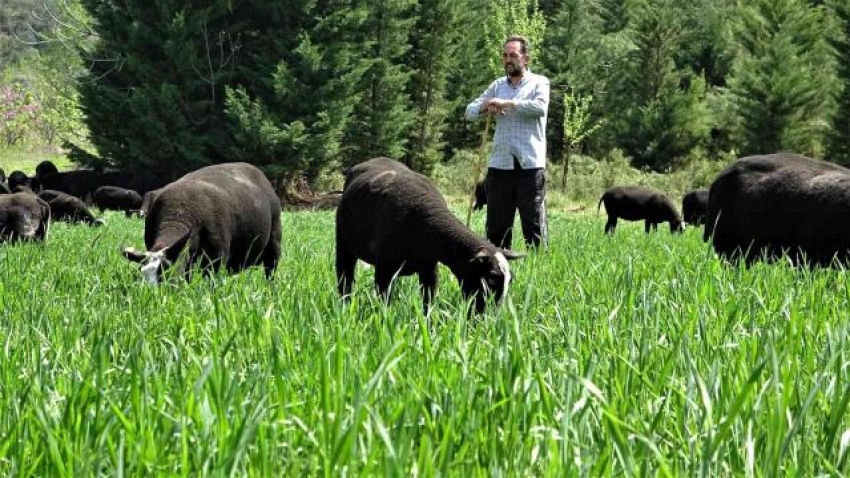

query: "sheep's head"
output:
459 248 524 313
121 231 190 284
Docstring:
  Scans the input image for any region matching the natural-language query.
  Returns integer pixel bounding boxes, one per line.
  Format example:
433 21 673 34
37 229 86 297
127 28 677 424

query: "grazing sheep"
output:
38 190 104 226
93 185 143 216
598 185 684 234
336 157 523 313
35 160 59 180
7 170 31 192
682 190 708 226
38 169 168 201
705 152 850 266
0 193 50 243
122 162 281 284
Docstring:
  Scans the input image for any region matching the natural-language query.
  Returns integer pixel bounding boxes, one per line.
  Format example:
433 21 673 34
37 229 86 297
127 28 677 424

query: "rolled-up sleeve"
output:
466 81 499 120
514 78 549 117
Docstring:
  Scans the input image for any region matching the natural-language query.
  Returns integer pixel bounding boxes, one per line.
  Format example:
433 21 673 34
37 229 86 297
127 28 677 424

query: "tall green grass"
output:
1 210 849 475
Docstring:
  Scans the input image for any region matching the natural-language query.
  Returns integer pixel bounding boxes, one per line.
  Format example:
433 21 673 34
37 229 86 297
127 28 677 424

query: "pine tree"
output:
614 0 710 170
597 0 629 34
826 0 850 164
340 0 417 168
725 0 837 157
402 0 461 174
224 1 364 183
75 1 251 175
539 0 605 160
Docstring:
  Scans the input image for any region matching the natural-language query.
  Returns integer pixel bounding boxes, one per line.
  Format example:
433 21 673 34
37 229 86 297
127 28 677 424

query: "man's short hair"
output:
504 35 530 56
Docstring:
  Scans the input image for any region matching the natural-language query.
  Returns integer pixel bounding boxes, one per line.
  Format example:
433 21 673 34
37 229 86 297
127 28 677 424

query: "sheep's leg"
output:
644 220 652 233
262 230 281 280
605 216 617 234
418 264 439 311
374 266 395 303
336 239 356 299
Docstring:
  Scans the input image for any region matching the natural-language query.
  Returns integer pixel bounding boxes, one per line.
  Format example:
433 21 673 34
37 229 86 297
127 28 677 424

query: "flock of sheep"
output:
0 151 846 312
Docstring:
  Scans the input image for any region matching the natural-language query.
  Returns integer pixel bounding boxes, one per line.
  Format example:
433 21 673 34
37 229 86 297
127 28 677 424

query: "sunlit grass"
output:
0 146 72 175
0 210 849 475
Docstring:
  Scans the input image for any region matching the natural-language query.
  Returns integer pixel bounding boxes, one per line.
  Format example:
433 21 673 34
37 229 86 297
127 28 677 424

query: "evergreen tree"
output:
340 0 417 168
540 0 605 160
826 0 850 164
674 0 735 88
597 0 629 34
614 0 710 170
224 1 364 183
725 0 837 157
75 1 263 175
403 0 461 174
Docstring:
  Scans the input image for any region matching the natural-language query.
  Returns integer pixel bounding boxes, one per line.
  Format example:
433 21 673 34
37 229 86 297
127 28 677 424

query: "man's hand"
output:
482 98 514 115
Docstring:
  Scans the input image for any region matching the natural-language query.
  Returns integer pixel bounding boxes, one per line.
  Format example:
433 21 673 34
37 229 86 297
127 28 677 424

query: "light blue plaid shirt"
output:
465 71 550 170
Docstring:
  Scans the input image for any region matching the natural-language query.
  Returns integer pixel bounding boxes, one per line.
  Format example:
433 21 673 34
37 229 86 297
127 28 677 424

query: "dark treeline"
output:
35 0 850 182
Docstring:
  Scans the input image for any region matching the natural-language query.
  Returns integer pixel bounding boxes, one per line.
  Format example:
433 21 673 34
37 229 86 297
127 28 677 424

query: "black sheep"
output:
38 190 104 226
336 157 523 313
682 190 709 226
122 162 282 284
0 192 50 243
598 185 684 234
7 170 31 192
705 152 850 265
38 169 168 201
93 186 143 216
35 160 59 179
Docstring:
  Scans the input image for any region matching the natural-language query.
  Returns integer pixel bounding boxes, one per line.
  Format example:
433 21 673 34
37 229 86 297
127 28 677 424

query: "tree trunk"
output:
561 142 572 193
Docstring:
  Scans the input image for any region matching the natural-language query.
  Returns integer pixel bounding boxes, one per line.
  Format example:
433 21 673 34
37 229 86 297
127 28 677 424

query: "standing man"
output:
466 35 550 250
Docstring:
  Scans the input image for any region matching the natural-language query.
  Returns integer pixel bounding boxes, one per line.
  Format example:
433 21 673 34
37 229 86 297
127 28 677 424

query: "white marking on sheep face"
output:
495 252 511 297
19 212 40 238
140 251 166 285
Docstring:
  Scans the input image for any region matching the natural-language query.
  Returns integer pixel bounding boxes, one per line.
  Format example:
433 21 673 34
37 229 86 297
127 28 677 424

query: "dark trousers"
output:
485 162 548 250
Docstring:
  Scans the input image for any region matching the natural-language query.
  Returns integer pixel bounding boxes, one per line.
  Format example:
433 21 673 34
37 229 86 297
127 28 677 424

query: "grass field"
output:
0 146 73 176
1 208 849 475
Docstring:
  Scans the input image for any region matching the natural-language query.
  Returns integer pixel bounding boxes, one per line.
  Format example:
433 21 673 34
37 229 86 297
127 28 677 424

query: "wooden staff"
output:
465 114 491 228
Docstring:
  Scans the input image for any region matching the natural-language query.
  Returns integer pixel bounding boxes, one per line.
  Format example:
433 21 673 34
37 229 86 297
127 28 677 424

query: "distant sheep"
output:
7 171 31 192
336 157 523 313
38 190 104 226
598 185 684 234
682 190 708 226
93 186 143 216
122 162 282 284
0 192 50 243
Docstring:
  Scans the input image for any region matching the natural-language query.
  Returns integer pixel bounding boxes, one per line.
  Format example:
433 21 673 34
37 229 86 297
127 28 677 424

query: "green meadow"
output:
1 209 849 476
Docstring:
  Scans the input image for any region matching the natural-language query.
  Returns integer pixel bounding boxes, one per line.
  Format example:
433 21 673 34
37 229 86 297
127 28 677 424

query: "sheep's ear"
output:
164 230 191 263
122 246 147 263
500 249 525 261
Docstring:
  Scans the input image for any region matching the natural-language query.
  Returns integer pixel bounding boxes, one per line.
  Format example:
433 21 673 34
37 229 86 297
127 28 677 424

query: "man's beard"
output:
505 63 523 77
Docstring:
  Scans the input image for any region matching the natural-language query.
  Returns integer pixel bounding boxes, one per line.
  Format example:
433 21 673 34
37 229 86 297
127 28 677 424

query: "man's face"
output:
502 41 527 78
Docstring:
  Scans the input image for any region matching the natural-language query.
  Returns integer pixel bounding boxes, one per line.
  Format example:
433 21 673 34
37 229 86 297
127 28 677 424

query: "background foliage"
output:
1 0 849 181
